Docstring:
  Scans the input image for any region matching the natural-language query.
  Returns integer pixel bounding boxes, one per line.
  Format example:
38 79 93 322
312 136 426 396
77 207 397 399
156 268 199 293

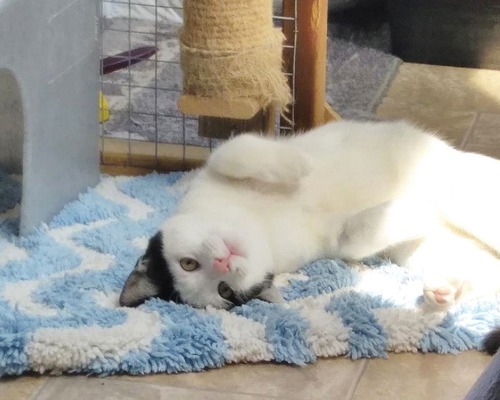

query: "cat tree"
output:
99 0 339 172
0 0 100 234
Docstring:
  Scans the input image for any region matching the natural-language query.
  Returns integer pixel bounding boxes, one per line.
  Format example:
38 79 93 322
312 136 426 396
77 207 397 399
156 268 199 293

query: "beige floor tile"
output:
376 102 476 147
0 375 48 400
351 351 491 400
380 63 500 114
465 113 500 147
463 143 500 160
34 376 281 400
113 359 367 400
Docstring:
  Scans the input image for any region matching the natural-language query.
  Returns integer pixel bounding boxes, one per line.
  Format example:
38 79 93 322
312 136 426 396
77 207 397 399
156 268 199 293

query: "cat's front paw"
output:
207 135 312 185
423 278 463 307
271 148 313 185
230 256 249 276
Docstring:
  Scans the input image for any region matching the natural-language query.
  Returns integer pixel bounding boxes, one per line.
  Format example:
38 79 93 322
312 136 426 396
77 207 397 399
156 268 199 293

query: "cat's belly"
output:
264 210 346 274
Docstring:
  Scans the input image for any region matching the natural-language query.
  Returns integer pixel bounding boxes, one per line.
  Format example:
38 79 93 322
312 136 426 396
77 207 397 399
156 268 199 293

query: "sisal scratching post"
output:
177 0 292 137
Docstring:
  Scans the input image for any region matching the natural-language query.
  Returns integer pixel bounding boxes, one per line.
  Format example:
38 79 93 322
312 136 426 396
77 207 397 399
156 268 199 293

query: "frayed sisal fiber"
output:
179 0 292 112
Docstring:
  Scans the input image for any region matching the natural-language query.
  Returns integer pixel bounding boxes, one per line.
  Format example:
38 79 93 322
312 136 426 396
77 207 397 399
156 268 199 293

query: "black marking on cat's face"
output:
220 273 275 308
120 231 283 309
119 231 182 307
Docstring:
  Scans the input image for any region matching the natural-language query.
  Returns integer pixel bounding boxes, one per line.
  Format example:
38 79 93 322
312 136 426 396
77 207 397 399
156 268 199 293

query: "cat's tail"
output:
482 327 500 355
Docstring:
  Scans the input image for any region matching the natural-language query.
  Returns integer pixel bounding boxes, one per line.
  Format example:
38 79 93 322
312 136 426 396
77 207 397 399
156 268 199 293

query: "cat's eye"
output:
180 258 200 272
218 282 234 300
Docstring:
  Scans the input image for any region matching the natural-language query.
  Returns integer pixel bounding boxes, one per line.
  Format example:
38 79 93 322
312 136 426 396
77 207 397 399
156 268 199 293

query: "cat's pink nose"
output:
213 257 230 274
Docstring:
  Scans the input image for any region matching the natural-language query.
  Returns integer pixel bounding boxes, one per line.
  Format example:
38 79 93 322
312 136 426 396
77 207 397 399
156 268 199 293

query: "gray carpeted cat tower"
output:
0 0 100 234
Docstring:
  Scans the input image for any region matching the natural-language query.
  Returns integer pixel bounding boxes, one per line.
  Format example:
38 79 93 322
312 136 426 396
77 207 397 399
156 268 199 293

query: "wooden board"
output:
100 138 209 171
324 102 341 122
198 106 277 139
283 0 329 131
178 95 261 120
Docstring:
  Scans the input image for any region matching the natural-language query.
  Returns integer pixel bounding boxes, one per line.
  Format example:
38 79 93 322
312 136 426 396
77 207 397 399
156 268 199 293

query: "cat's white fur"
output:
124 120 500 309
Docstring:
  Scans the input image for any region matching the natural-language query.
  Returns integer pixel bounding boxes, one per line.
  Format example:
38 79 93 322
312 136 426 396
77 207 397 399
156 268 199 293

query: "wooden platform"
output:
100 137 210 173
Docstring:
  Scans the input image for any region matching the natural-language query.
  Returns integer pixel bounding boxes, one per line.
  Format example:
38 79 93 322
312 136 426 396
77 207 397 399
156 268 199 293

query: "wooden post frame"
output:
100 1 339 174
283 0 334 131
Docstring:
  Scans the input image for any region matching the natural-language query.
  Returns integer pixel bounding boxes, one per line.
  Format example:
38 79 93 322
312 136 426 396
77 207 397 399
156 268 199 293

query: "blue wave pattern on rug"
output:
0 171 499 377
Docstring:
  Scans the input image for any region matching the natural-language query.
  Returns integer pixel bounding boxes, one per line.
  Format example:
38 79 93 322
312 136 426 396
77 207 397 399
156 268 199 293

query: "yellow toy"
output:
99 46 157 124
99 91 109 123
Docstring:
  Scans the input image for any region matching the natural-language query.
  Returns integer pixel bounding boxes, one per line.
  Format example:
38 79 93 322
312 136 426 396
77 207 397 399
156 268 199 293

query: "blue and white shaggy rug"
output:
1 170 499 377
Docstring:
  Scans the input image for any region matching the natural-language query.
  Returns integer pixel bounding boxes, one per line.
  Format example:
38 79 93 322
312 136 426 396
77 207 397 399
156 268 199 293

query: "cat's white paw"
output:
266 148 312 185
208 134 312 185
230 256 249 276
423 278 463 307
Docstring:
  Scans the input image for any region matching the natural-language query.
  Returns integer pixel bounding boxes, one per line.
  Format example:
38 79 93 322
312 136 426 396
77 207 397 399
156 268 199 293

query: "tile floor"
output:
2 62 500 399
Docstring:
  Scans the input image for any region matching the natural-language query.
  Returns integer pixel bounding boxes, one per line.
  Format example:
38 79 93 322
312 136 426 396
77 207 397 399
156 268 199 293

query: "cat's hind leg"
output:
439 151 500 255
331 197 493 308
207 134 312 185
335 196 437 260
387 226 500 307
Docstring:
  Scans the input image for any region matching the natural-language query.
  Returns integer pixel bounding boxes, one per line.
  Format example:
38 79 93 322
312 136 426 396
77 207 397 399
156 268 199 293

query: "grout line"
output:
115 377 284 399
345 359 369 400
368 59 403 115
28 376 51 400
460 112 480 150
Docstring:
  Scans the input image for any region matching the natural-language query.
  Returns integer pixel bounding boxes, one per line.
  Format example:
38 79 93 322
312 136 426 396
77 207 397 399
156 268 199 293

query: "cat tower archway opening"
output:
0 68 24 175
0 0 101 235
0 68 24 231
99 0 339 174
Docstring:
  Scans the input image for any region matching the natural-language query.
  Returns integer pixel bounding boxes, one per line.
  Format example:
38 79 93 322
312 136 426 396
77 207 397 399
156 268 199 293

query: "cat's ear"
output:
119 256 160 307
257 284 284 303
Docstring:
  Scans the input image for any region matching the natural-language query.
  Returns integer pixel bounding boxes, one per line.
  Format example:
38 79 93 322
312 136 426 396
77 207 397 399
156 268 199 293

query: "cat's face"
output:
119 213 283 309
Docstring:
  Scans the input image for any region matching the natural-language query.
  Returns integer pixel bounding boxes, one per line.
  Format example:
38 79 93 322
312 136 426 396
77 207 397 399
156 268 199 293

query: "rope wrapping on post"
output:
179 0 292 114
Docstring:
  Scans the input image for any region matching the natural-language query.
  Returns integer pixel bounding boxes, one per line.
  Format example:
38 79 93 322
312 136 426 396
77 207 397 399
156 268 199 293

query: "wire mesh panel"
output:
99 0 298 171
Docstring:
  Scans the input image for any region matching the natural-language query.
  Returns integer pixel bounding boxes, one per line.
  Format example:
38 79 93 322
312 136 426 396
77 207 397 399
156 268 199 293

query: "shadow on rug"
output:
0 171 498 377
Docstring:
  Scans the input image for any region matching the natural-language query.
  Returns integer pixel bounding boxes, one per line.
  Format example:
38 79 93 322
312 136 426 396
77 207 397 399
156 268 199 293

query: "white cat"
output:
120 120 500 310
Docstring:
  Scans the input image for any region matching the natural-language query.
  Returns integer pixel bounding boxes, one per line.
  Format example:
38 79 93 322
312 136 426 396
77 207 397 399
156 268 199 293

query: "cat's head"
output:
119 213 283 309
